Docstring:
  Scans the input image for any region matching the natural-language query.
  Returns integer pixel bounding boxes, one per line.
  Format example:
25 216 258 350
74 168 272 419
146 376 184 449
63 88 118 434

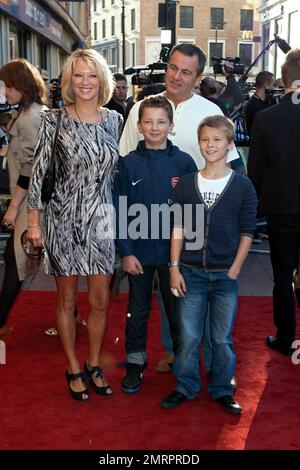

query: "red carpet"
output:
0 292 299 450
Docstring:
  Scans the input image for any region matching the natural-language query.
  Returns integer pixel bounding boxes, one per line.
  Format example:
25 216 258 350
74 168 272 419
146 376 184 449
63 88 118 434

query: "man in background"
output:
247 49 300 356
105 73 129 120
245 71 275 137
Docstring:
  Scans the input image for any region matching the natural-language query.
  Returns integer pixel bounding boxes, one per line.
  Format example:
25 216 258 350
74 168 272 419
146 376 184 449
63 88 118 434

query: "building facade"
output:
258 0 300 78
0 0 90 79
91 0 261 78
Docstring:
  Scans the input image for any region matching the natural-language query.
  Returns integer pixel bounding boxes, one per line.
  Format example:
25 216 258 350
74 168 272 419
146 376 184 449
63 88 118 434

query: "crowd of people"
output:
0 41 299 414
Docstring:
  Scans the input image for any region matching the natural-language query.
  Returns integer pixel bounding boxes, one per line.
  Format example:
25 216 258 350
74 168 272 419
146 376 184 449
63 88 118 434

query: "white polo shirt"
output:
119 93 239 169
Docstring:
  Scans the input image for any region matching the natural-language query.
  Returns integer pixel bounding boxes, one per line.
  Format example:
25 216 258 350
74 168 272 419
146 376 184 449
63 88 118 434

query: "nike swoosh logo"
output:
132 179 142 186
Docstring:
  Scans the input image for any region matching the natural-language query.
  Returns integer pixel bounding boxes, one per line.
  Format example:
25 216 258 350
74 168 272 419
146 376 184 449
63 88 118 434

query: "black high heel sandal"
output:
65 370 89 401
83 362 112 396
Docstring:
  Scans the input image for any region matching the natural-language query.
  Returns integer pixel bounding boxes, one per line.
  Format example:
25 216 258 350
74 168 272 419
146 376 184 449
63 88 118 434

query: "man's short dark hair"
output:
200 77 220 97
138 95 173 123
255 71 274 88
169 43 207 76
113 73 127 82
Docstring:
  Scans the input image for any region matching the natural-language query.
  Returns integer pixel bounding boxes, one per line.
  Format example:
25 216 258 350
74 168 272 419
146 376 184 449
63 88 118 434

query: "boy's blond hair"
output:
198 115 235 143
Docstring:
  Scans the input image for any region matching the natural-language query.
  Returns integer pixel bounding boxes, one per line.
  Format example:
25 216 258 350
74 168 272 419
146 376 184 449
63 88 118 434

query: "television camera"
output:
212 56 245 75
265 87 285 106
125 61 167 86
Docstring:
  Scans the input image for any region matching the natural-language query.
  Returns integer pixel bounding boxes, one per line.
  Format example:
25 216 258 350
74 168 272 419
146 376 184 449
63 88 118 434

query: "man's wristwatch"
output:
168 260 180 268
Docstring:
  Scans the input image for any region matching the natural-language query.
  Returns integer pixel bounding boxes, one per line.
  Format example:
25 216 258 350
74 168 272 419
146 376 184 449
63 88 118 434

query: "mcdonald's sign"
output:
242 30 253 40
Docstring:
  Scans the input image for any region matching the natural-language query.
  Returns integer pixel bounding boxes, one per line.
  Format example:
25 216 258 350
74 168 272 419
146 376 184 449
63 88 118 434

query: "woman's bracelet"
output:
28 224 40 228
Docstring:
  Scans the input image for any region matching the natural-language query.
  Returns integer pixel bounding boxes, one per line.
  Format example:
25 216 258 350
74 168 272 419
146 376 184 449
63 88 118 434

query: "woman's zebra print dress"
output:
28 107 123 276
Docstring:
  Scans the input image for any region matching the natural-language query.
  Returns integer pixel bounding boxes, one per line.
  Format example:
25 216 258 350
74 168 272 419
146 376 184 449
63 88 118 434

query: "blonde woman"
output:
27 49 123 401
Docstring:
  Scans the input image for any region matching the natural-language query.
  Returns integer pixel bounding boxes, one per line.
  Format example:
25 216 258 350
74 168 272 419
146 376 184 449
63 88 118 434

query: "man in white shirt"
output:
120 43 239 169
119 43 240 375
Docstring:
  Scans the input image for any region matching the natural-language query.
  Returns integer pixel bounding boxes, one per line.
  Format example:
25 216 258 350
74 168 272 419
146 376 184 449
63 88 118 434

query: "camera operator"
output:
219 68 245 112
212 58 245 113
245 71 275 137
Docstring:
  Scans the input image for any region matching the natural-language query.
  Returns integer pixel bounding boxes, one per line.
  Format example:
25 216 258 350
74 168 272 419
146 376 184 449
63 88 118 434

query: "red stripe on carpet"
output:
0 293 299 450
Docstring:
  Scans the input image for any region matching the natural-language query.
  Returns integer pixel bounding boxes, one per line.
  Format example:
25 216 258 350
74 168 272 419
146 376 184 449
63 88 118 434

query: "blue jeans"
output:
173 266 238 400
157 291 174 354
158 291 213 368
126 265 179 365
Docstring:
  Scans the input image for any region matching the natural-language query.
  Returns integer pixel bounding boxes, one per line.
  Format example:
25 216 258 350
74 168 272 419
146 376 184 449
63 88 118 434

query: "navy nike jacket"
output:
114 139 197 266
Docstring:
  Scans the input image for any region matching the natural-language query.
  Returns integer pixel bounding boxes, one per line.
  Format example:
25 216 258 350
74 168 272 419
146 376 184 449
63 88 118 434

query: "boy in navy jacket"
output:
114 96 197 393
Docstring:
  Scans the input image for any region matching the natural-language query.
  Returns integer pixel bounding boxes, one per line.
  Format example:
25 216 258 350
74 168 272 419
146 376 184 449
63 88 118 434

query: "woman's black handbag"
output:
21 230 44 259
41 110 62 204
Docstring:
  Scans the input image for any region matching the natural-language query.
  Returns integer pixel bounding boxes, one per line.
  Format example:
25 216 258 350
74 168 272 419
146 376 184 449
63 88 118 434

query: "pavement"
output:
0 239 273 295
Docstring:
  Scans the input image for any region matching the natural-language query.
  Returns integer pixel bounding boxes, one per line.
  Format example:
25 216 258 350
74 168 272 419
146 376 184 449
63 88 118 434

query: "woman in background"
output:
0 59 48 339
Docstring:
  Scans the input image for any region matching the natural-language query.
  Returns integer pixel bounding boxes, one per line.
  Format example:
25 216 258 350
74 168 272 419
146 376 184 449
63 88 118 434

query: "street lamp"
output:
165 0 179 48
214 21 227 77
215 21 227 45
121 0 126 73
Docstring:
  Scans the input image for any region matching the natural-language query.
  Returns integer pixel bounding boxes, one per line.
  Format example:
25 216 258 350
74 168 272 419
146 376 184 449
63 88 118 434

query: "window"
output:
93 0 97 12
111 0 115 4
93 22 97 41
239 43 252 67
102 19 106 38
262 24 270 69
209 42 223 66
131 9 136 30
131 43 136 67
9 36 16 60
288 11 298 47
240 10 253 30
111 16 115 36
210 8 224 29
38 40 48 70
17 31 29 59
180 6 193 28
102 0 105 8
111 47 116 66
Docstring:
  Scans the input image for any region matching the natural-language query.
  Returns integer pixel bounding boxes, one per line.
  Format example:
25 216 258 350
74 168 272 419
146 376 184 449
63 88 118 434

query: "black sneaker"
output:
214 395 242 414
160 390 188 409
121 362 147 394
266 336 296 356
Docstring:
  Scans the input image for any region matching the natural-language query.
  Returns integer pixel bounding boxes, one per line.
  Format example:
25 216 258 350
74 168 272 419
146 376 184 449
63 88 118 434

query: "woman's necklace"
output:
73 104 102 124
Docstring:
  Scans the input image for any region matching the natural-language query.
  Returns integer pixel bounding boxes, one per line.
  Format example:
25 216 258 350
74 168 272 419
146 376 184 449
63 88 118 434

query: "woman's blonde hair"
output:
61 49 114 107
